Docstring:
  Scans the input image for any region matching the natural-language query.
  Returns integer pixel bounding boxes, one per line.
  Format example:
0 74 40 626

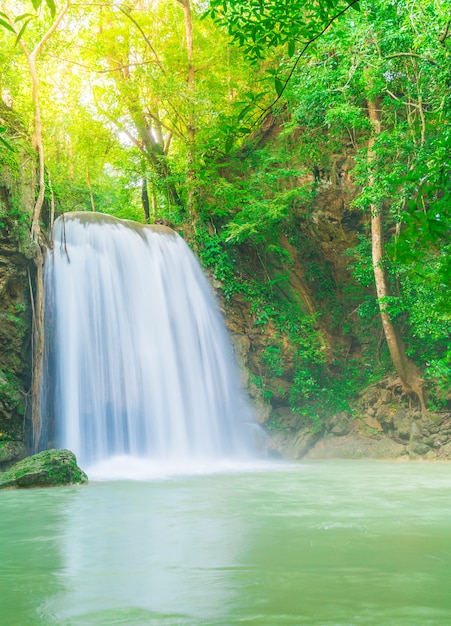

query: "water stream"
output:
1 462 451 625
24 214 451 624
42 212 255 477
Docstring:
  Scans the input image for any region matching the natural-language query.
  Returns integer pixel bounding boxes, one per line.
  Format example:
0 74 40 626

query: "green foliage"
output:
194 227 241 299
207 0 360 61
0 0 450 431
0 1 59 49
0 369 25 418
0 126 14 152
0 189 31 241
261 345 284 378
265 412 289 434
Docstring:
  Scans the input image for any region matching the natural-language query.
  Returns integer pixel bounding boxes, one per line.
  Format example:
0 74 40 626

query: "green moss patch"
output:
0 449 88 489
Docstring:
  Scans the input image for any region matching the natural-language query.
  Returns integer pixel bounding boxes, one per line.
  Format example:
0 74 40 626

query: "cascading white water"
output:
42 212 256 477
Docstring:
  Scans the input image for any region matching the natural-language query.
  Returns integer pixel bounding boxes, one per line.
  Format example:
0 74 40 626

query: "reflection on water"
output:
1 462 451 625
47 480 246 624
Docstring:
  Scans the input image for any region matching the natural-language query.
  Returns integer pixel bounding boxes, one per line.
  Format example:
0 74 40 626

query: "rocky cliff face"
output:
0 175 34 468
217 151 362 411
213 144 451 461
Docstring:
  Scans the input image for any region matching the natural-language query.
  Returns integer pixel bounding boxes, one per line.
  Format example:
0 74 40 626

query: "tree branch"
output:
119 6 166 75
386 52 436 65
439 20 450 45
32 1 71 60
245 0 361 130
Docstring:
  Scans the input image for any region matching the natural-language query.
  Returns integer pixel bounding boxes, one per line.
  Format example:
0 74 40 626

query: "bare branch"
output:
439 20 450 45
119 6 166 75
32 1 71 60
386 52 436 65
46 54 161 73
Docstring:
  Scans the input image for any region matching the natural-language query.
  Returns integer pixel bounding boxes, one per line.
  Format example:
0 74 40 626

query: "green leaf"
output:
15 19 32 45
0 18 14 33
0 135 14 152
15 13 35 22
224 136 234 153
274 76 284 97
237 104 253 120
287 40 295 57
31 0 42 10
350 0 361 10
45 0 57 17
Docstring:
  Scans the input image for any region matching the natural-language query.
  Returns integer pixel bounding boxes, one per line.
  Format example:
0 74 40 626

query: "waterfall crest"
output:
42 213 255 477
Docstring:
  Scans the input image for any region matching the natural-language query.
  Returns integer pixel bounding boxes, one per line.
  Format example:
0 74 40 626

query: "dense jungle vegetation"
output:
1 0 450 428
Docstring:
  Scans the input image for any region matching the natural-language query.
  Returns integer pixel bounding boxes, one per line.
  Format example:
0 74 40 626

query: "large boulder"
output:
0 449 88 489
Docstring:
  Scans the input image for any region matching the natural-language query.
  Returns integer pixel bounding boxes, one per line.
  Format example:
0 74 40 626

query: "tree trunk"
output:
367 98 426 412
2 2 71 448
30 249 45 451
141 174 150 222
27 54 46 242
86 166 96 211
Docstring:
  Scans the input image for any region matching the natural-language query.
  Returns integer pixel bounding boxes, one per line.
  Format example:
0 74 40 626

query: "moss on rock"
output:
0 449 88 489
0 440 26 466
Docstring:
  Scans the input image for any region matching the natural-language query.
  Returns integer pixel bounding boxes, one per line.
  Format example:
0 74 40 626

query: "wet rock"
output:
269 407 302 430
393 410 411 439
291 429 323 458
269 426 323 459
0 449 88 489
0 441 26 466
362 390 378 406
251 395 271 424
409 442 431 457
420 417 441 435
264 378 291 405
230 333 251 389
0 209 33 448
328 412 350 436
304 435 406 460
410 421 422 441
364 416 383 431
376 406 395 429
438 442 451 459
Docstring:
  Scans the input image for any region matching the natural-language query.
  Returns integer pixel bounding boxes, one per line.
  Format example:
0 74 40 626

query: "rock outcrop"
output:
0 449 88 489
0 123 34 468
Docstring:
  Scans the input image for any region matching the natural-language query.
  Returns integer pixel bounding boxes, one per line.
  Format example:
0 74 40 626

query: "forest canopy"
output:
1 0 450 417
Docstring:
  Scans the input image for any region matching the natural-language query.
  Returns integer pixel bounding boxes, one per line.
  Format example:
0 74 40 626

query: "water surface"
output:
1 461 451 625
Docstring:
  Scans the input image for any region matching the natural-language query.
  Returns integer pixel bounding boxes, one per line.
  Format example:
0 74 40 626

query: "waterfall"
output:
42 212 256 477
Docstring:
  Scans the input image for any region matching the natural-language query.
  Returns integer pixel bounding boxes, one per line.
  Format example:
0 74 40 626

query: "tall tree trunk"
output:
367 98 426 412
30 250 45 451
3 2 71 449
27 54 46 242
141 174 150 222
86 166 96 211
119 95 183 210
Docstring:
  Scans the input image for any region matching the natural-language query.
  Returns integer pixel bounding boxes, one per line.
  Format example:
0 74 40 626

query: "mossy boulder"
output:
0 449 88 489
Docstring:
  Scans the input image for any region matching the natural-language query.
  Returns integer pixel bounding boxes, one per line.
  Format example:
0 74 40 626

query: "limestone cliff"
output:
0 138 34 468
